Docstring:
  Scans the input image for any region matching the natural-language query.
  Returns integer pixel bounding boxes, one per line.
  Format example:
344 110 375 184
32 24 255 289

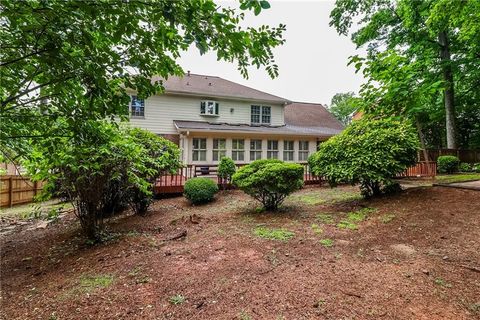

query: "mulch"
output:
1 186 479 320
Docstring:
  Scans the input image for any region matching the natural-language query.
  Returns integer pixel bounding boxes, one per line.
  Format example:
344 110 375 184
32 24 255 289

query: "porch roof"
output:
173 120 342 137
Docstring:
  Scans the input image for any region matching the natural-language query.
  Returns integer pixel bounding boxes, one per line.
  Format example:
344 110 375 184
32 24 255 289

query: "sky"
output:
177 0 365 106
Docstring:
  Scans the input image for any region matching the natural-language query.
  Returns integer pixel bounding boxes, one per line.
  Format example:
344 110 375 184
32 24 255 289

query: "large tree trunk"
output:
438 31 457 149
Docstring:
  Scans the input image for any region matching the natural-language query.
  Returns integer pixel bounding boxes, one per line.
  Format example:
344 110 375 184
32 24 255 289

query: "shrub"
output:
218 157 236 184
473 163 480 173
184 177 218 204
459 162 472 173
232 159 304 210
437 155 460 174
309 118 418 198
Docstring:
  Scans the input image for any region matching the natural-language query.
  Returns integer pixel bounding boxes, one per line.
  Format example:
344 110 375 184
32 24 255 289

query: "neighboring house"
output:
128 72 343 165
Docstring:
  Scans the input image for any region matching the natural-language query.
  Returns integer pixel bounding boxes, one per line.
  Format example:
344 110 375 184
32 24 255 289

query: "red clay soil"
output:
1 186 479 320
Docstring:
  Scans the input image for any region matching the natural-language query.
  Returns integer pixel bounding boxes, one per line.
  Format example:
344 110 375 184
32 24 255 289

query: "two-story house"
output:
128 72 343 165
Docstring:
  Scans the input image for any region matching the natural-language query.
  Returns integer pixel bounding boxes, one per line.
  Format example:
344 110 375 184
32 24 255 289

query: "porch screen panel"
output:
283 140 294 161
212 138 226 161
298 141 309 161
267 140 278 159
250 139 262 161
192 138 207 161
232 139 245 161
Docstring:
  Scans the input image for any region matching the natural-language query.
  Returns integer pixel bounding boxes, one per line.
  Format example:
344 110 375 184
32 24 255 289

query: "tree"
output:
328 92 356 125
232 159 304 210
1 0 286 159
309 118 418 198
330 0 480 149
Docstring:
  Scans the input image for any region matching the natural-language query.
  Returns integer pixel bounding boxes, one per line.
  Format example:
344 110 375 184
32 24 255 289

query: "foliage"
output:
437 156 460 174
253 226 295 241
79 274 114 293
319 238 334 247
218 157 236 183
183 177 219 205
1 0 285 161
232 159 304 210
474 163 480 173
124 128 181 215
328 92 356 125
23 121 152 240
309 118 418 198
169 294 186 305
330 0 480 149
459 162 472 173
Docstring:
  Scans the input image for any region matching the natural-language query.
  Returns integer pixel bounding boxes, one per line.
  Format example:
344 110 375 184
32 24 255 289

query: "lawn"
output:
435 173 480 184
1 185 479 319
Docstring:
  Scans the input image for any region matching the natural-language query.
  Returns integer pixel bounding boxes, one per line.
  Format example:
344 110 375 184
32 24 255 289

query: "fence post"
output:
8 176 13 208
33 180 38 197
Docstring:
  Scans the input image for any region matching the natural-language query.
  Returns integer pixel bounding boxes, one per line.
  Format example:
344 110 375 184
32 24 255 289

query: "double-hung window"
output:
130 96 145 117
212 138 226 161
250 139 262 161
232 139 245 161
267 140 278 159
192 138 207 161
283 140 294 161
298 141 309 161
251 105 271 124
200 100 219 116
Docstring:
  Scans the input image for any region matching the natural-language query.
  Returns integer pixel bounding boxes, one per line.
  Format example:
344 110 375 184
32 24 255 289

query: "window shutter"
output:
215 102 219 115
200 101 206 114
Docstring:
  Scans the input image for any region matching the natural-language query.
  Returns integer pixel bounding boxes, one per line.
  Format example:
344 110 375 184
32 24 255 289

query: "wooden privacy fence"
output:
0 175 46 208
397 161 437 178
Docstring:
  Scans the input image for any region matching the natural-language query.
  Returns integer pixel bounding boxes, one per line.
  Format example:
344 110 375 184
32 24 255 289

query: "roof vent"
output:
208 82 212 86
186 81 189 85
187 70 191 76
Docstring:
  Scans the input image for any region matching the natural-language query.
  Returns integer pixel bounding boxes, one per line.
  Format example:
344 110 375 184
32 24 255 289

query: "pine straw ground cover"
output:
1 185 479 320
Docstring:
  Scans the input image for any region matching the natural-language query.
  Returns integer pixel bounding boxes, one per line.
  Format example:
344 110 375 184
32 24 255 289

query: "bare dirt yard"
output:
1 184 479 320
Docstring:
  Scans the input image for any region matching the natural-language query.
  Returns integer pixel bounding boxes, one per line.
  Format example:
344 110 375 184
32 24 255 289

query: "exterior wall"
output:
159 134 180 145
128 94 285 135
180 132 321 165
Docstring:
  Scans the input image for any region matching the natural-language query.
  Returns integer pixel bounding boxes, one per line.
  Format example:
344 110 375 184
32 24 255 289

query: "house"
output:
128 72 343 166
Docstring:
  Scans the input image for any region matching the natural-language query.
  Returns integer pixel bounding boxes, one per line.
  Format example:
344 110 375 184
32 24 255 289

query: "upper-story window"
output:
200 100 219 116
130 96 145 118
251 105 271 125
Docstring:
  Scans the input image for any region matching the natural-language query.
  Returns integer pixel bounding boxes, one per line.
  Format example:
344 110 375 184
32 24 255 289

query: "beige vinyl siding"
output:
128 94 285 135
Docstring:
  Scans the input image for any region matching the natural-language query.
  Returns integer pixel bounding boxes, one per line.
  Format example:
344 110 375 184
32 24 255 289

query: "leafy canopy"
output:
309 118 419 198
232 159 304 210
328 92 356 125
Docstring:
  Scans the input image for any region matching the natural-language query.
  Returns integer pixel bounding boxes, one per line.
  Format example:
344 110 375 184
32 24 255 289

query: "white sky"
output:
177 0 365 106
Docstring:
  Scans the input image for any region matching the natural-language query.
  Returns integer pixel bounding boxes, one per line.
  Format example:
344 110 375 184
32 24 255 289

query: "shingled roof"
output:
285 102 344 131
152 73 289 104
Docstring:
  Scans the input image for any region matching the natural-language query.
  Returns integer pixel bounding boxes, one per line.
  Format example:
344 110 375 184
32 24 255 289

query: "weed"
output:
347 207 376 222
254 226 294 241
469 302 480 314
337 220 357 230
266 249 279 266
380 213 396 223
434 278 452 288
311 224 323 235
238 311 252 320
319 238 334 247
78 274 114 293
316 213 335 224
169 294 186 305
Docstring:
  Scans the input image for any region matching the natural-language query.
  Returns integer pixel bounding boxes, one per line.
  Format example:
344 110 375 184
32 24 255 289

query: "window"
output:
212 138 226 161
192 138 207 161
283 140 294 161
298 141 309 161
250 139 262 161
267 140 278 159
316 140 322 150
200 100 219 116
232 139 245 161
251 105 271 124
262 106 271 124
130 96 145 117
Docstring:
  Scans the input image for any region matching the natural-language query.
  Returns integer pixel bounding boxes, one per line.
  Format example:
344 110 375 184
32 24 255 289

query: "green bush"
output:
308 118 418 198
184 177 219 204
232 159 304 210
473 163 480 173
459 162 472 173
218 157 236 183
437 155 460 174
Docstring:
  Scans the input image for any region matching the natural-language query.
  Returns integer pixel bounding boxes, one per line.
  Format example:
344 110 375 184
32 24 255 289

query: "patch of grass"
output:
78 274 114 293
169 294 186 305
434 278 452 288
337 220 357 230
238 311 252 320
311 223 323 235
289 188 361 206
319 238 334 247
253 226 295 241
316 213 335 224
379 213 396 223
347 207 376 222
128 267 151 284
436 173 480 184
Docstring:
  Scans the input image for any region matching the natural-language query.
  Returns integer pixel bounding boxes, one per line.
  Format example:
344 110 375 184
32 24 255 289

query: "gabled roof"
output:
152 73 289 104
285 102 344 131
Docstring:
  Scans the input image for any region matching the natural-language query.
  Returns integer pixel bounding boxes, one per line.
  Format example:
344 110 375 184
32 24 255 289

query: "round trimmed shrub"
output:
184 177 219 204
437 155 460 174
232 159 304 210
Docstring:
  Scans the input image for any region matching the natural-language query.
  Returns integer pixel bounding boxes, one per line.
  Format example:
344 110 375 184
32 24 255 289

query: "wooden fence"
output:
0 175 45 208
397 161 437 178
